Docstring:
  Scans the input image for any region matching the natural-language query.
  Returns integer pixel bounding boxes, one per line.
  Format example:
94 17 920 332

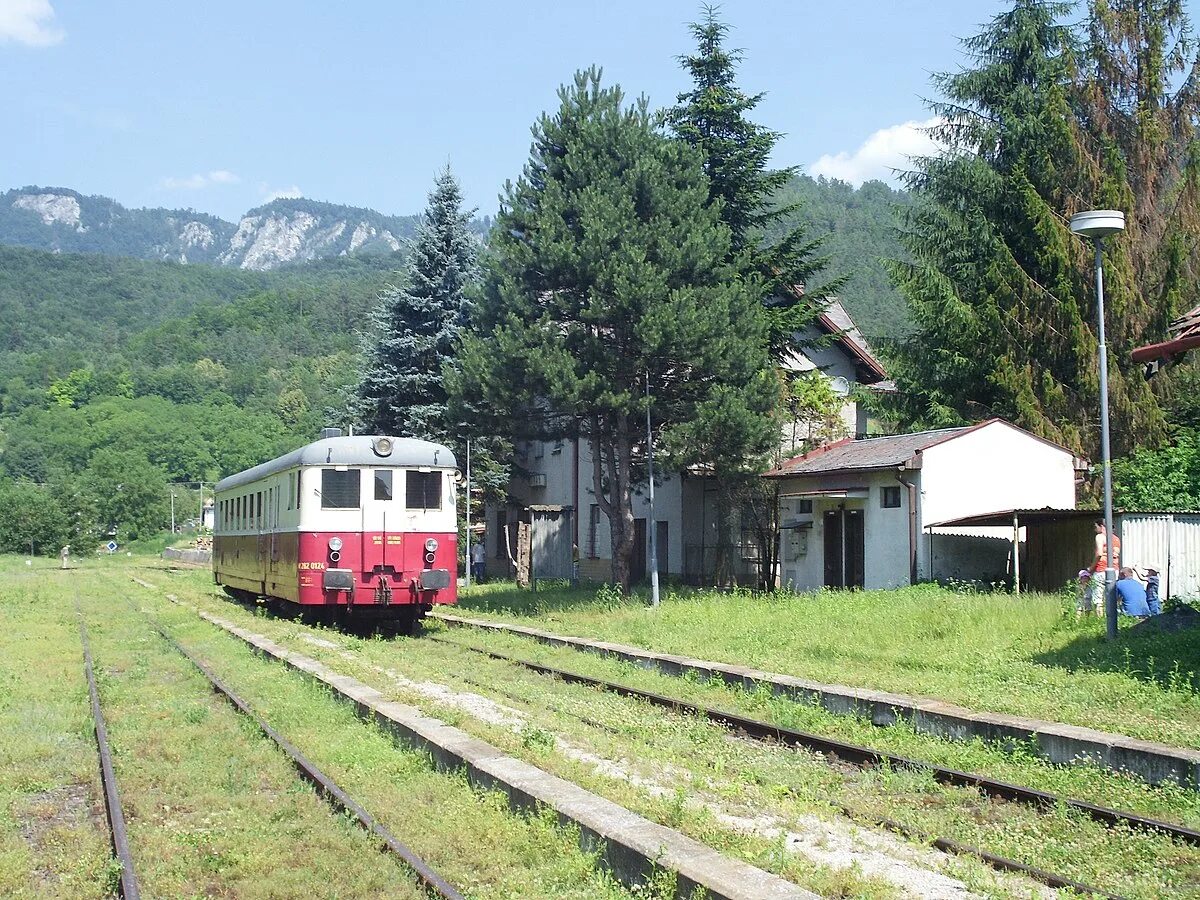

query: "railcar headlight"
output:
424 538 438 552
373 437 393 457
328 537 343 552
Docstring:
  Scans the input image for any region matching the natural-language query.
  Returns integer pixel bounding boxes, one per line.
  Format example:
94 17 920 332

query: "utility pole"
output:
464 437 472 588
170 490 176 534
646 373 659 608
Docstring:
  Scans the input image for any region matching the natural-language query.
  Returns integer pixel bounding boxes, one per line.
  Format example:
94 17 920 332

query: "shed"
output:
765 419 1083 591
930 508 1200 598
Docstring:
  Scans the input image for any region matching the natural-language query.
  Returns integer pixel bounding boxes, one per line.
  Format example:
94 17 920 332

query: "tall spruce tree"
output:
449 69 778 593
887 0 1155 458
668 5 841 358
356 166 478 442
669 7 842 585
1082 0 1200 430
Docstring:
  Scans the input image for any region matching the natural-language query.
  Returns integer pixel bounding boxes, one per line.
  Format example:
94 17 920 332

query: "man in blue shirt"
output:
1114 568 1151 617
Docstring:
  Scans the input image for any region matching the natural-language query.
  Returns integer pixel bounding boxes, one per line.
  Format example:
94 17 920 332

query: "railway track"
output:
74 593 140 900
433 637 1199 846
133 605 465 900
427 635 1200 898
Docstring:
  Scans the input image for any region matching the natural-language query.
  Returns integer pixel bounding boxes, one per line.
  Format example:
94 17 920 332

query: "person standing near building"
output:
471 536 486 584
1088 520 1121 616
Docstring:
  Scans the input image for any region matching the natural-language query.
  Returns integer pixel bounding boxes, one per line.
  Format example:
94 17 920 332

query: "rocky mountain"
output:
0 187 424 271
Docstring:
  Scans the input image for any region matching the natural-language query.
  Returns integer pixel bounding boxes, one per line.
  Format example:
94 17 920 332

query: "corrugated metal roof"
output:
765 427 971 477
215 436 456 492
931 507 1200 527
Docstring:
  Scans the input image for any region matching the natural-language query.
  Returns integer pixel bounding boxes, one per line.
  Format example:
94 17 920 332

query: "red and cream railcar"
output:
212 433 457 629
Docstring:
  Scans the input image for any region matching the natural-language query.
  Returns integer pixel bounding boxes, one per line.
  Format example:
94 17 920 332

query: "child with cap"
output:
1141 564 1162 615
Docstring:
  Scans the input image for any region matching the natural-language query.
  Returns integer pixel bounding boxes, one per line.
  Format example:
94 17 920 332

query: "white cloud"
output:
261 185 303 202
160 170 241 190
0 0 64 47
810 117 943 186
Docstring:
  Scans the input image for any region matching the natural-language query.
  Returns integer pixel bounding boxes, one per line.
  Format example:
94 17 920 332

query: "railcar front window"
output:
375 470 393 501
321 469 361 509
406 470 442 510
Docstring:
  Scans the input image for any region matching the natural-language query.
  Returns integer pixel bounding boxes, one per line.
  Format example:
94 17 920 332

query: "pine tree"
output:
356 166 478 442
449 68 778 593
887 0 1156 457
668 5 841 358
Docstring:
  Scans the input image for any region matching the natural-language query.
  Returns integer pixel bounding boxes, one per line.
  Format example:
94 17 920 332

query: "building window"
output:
587 504 601 558
881 486 902 508
321 469 361 509
796 499 813 514
405 470 441 509
374 469 393 501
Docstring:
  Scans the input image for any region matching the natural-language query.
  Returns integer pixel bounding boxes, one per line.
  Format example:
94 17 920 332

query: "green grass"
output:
0 558 641 898
453 580 1200 749
151 565 1200 898
0 572 113 899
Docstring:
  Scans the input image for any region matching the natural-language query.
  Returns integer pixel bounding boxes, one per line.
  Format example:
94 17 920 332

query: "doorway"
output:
823 506 865 589
633 518 648 578
655 520 669 577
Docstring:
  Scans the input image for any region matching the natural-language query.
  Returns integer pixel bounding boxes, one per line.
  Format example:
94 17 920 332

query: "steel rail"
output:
74 595 141 900
432 637 1200 848
441 642 1125 899
138 610 463 900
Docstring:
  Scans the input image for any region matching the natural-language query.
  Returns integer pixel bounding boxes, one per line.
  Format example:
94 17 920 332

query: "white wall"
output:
501 437 688 576
919 421 1076 529
779 469 912 592
918 421 1075 582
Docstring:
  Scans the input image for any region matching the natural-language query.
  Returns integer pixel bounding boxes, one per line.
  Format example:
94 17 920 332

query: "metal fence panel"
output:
1171 515 1200 599
1119 514 1174 599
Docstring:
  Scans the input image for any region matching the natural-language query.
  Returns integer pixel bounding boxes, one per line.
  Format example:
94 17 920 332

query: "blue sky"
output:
0 1 1185 220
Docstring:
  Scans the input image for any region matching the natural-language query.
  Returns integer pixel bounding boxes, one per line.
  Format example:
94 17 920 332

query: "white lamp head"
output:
1069 209 1125 239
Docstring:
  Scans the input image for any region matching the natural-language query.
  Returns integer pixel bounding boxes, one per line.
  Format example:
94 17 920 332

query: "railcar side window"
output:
374 470 393 501
296 472 301 510
406 470 442 510
321 468 360 508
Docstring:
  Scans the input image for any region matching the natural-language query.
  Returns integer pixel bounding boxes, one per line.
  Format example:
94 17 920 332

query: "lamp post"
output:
1069 209 1125 642
464 437 472 588
646 373 659 608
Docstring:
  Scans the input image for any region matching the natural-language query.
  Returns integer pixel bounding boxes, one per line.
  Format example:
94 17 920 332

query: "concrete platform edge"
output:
433 612 1200 790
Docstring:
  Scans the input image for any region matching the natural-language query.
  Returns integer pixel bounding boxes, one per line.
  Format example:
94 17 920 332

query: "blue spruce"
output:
356 166 478 441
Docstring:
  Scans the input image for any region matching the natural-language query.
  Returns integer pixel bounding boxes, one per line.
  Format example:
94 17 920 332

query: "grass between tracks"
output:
1 558 635 899
454 579 1200 750
0 565 113 899
151 563 1200 899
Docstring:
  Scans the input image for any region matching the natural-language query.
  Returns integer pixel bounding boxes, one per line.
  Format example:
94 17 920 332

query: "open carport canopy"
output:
928 507 1103 528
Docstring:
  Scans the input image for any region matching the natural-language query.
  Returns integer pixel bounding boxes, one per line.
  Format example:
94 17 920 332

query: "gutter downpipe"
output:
897 468 918 584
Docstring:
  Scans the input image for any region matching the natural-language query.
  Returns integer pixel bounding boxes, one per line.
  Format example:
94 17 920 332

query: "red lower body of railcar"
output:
213 530 457 620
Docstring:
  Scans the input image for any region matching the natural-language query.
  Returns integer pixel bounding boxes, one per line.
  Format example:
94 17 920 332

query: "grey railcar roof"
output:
215 436 457 493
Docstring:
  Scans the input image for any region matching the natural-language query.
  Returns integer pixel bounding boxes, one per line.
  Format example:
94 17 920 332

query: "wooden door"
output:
633 518 648 580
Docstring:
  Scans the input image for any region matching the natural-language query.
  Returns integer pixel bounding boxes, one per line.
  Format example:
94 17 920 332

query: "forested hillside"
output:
770 175 911 339
0 171 909 553
0 244 406 549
